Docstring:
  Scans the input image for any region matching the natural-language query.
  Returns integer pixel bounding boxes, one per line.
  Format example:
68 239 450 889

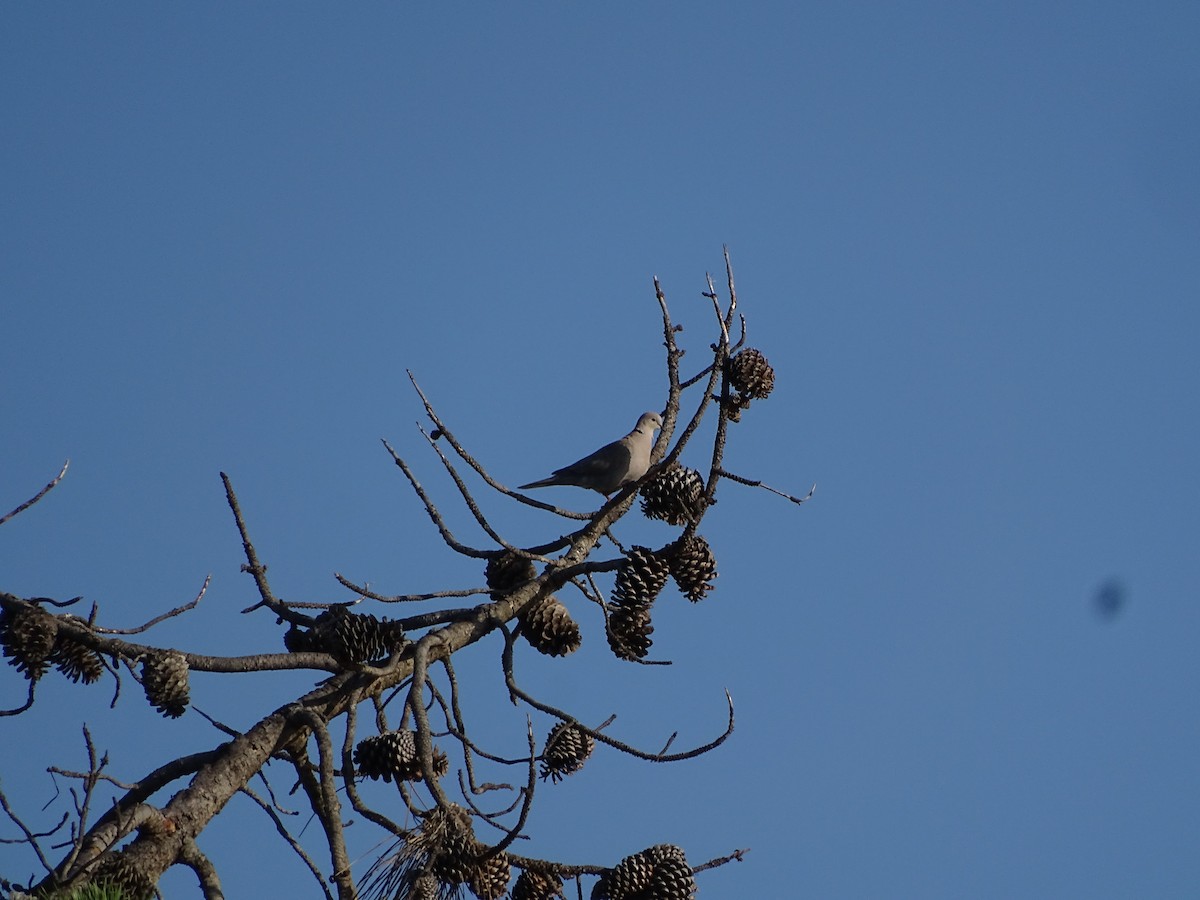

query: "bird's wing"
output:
551 438 632 488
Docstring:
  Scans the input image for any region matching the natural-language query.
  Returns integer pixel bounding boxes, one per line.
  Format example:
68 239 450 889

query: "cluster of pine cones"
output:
0 602 104 685
486 551 582 658
592 844 697 900
605 534 718 662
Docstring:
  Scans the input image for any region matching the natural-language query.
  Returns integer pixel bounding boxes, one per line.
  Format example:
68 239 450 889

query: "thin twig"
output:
406 373 592 520
502 628 736 763
335 573 488 604
0 679 36 716
241 786 335 900
221 473 303 622
381 440 492 558
692 847 750 873
92 575 210 635
0 460 69 526
0 785 57 876
715 469 816 505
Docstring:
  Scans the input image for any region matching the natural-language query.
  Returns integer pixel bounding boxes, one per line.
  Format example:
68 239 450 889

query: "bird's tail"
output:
518 478 558 490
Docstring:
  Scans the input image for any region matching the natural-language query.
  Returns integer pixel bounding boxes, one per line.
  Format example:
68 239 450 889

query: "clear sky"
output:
3 3 1199 898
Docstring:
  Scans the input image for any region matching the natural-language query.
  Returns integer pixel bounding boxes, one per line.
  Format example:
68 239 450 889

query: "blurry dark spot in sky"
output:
1093 578 1127 621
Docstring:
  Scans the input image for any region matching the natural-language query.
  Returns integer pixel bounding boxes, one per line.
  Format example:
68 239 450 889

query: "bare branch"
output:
0 459 69 526
178 838 224 900
335 573 488 605
381 439 492 558
286 707 353 899
476 717 538 860
0 785 59 876
241 786 335 900
692 846 750 873
406 637 453 809
502 627 736 763
715 469 816 506
221 473 303 623
406 373 591 521
419 424 557 560
92 575 210 635
0 679 36 716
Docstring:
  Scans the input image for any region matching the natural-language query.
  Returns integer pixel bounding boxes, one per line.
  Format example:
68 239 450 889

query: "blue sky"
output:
3 3 1199 897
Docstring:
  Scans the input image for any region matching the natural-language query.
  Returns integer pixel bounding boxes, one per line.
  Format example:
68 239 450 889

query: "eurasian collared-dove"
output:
519 411 663 495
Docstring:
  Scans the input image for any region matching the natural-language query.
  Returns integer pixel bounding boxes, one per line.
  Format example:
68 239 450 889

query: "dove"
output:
519 412 663 495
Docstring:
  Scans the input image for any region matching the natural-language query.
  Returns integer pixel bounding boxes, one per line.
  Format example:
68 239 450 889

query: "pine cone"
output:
520 595 582 657
593 848 653 900
605 603 654 662
643 844 697 900
639 464 707 526
0 603 58 681
666 534 717 602
309 606 406 664
141 650 189 718
727 347 775 399
513 870 565 900
613 547 671 609
592 845 695 900
421 805 476 886
540 722 595 782
354 730 448 783
486 550 536 598
468 850 511 900
411 874 440 900
415 805 510 898
50 633 105 684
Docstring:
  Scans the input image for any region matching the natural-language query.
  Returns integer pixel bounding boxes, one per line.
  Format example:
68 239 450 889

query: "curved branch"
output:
92 575 210 635
407 637 453 808
0 459 69 526
177 838 224 900
502 628 735 763
286 707 353 899
0 678 36 716
715 468 816 506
